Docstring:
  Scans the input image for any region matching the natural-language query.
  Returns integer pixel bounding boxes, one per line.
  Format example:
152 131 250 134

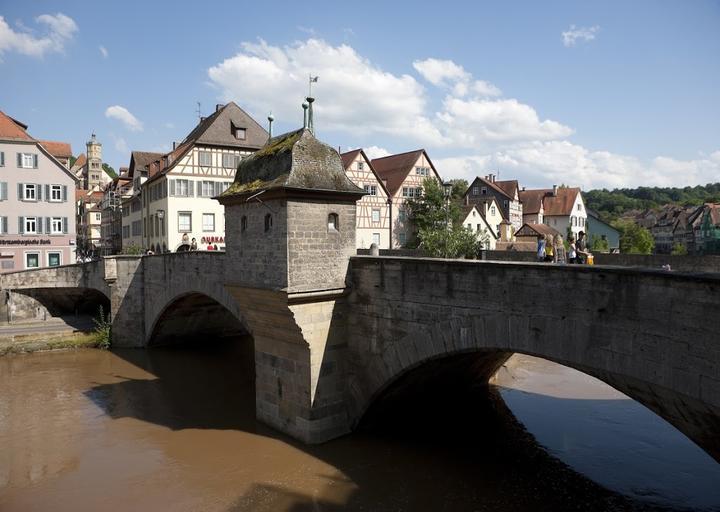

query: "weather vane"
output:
308 74 319 97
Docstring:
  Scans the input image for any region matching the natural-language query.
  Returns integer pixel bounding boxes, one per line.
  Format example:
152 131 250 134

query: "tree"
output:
612 219 654 254
123 242 143 255
102 163 118 178
406 178 482 258
448 178 468 203
590 234 609 253
69 155 77 168
671 242 688 255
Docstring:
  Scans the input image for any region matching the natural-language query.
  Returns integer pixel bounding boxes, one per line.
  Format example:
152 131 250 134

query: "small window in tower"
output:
264 213 272 232
328 213 339 231
241 215 247 233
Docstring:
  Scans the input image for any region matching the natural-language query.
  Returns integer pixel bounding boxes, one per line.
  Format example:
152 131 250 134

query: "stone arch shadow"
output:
7 286 111 323
145 290 251 347
346 326 720 463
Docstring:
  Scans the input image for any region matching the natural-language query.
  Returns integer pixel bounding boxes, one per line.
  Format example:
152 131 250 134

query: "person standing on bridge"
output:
537 235 547 262
567 235 577 264
554 234 567 264
576 231 590 264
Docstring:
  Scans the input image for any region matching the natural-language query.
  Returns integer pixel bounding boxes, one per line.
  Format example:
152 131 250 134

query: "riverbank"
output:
0 317 99 355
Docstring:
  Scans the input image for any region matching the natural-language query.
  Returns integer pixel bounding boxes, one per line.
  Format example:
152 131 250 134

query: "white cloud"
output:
562 25 600 47
113 136 129 153
364 146 390 159
99 45 108 58
105 105 143 131
208 38 443 144
0 13 78 58
436 143 720 190
414 58 501 97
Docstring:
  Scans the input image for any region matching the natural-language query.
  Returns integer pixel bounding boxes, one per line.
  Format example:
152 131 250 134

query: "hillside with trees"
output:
584 183 720 222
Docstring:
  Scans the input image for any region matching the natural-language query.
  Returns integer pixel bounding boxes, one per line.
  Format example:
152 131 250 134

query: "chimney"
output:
522 186 526 191
200 116 206 122
552 184 558 196
215 103 224 112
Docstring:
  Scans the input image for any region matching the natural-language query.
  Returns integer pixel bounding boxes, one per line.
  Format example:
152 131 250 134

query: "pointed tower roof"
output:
219 128 364 203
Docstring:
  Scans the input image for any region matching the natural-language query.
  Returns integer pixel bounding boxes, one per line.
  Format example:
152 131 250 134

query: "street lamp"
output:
443 182 452 258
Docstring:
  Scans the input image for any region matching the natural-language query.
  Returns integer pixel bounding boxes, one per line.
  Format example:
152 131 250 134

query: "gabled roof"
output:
522 187 582 216
370 149 441 196
494 180 519 198
519 189 546 215
340 148 391 198
182 101 268 149
466 176 513 201
220 128 364 201
460 205 499 239
39 140 73 158
515 223 562 238
71 153 87 171
0 110 33 141
128 151 163 178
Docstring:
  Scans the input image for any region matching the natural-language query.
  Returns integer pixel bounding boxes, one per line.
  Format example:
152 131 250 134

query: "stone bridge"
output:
2 129 719 463
2 253 719 461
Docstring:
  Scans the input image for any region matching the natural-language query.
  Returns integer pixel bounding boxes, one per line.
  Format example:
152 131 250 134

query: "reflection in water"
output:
0 341 717 511
495 355 720 510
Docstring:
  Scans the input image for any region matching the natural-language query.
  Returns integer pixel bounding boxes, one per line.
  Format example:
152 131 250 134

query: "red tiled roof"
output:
543 187 581 216
370 149 442 197
469 176 513 200
494 180 519 198
0 110 34 141
39 140 73 158
73 153 87 169
519 189 546 215
516 223 562 238
341 149 362 169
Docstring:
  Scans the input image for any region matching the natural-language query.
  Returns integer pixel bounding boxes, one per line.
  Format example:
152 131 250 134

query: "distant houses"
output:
636 203 720 254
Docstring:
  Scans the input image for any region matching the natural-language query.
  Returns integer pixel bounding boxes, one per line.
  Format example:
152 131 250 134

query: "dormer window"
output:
232 123 246 140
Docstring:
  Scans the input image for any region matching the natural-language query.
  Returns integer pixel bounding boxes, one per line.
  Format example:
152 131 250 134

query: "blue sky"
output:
1 0 718 189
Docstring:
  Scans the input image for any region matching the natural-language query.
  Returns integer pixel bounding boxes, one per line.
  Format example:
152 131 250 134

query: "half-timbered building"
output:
341 149 391 249
371 149 443 248
123 102 267 252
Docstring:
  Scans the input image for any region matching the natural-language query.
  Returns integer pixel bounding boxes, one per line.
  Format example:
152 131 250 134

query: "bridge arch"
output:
147 291 250 346
346 257 720 462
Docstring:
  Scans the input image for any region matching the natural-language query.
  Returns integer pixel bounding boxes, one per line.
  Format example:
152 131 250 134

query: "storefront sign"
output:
0 239 52 246
200 236 224 244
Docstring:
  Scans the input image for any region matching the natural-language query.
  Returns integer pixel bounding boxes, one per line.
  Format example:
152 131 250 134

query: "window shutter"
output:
0 182 6 200
189 181 195 197
45 184 50 201
37 184 43 201
62 217 68 234
37 217 43 234
62 185 67 202
18 217 24 234
1 217 7 234
45 217 51 234
0 152 4 166
18 183 23 200
170 179 176 196
33 154 38 168
214 181 221 197
17 153 22 167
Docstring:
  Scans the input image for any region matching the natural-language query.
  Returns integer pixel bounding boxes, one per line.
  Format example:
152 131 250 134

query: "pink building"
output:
0 110 78 273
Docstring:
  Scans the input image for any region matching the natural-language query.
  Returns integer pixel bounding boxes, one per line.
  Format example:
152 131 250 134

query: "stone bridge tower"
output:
218 128 365 443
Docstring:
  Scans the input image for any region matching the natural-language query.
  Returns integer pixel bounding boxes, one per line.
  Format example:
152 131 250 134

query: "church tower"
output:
85 133 103 189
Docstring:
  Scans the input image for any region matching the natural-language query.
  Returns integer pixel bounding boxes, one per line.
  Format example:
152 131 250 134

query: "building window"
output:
504 200 508 208
47 252 61 267
202 213 215 232
472 186 479 195
51 217 63 234
0 216 7 234
18 153 37 169
23 183 36 201
416 166 429 176
491 206 496 215
24 217 37 234
371 209 380 223
481 187 487 195
222 154 240 169
364 184 377 196
201 181 215 197
399 209 407 222
123 225 130 238
398 232 406 245
577 204 583 211
241 215 247 233
132 220 141 236
178 212 192 232
328 213 339 231
477 224 481 232
25 252 40 269
50 185 62 201
95 213 101 222
357 162 364 171
198 151 212 167
0 151 4 166
232 125 246 140
264 214 273 232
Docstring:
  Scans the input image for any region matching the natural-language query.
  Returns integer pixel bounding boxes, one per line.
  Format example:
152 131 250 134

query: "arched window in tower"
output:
328 213 339 231
264 213 272 232
241 215 247 233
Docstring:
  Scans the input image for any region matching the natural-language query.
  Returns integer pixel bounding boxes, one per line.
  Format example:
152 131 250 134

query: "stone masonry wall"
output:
287 199 357 293
344 256 720 461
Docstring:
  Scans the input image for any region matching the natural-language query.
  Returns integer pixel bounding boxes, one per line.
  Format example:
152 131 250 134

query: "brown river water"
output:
1 338 718 512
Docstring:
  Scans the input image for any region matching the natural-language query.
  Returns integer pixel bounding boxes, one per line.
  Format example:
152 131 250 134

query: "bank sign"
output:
0 239 52 246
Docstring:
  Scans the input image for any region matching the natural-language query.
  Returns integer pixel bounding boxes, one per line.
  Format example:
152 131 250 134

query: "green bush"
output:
93 306 112 350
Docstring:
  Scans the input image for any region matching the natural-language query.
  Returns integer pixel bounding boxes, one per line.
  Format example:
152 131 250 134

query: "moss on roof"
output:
219 128 364 200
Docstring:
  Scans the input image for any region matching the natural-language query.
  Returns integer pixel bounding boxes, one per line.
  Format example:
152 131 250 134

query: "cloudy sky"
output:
1 0 718 190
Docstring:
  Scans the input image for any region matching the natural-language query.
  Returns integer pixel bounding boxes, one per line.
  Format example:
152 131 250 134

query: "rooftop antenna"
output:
195 101 202 121
267 112 274 138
